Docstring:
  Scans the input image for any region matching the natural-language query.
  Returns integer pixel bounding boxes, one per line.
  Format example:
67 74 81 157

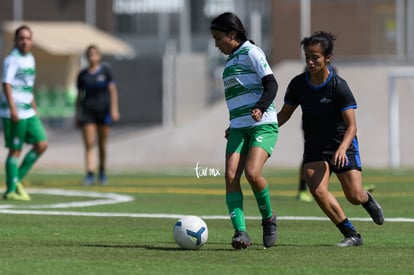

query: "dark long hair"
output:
210 12 252 43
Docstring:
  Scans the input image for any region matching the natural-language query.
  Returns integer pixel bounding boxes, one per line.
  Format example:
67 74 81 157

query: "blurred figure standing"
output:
76 45 120 185
1 25 48 200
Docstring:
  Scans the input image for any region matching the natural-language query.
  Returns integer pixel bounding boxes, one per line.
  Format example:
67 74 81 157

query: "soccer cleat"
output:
337 234 363 247
99 173 108 185
364 184 375 193
297 191 313 202
362 191 384 225
83 174 95 186
16 182 31 201
231 230 252 249
3 191 31 201
262 211 277 248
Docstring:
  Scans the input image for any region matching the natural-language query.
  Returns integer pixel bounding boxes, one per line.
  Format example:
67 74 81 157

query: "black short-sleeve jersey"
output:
77 64 114 112
284 70 357 150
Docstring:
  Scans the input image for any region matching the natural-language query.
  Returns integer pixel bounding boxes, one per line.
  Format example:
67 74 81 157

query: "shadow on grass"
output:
81 242 335 251
82 242 234 251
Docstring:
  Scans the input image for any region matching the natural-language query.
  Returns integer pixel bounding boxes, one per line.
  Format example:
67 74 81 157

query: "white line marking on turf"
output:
0 189 412 222
0 188 134 209
0 209 412 222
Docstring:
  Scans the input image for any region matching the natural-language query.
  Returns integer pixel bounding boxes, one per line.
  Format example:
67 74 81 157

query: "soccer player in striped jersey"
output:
210 12 279 249
277 31 384 247
1 25 48 201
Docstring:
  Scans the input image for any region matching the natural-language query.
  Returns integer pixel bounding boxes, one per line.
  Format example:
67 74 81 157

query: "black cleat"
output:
231 230 252 249
262 211 277 248
363 191 384 225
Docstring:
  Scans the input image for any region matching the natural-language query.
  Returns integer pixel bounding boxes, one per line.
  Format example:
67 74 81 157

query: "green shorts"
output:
226 123 278 156
2 116 48 150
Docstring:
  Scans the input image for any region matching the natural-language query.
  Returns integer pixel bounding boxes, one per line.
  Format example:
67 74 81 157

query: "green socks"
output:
5 150 39 193
226 185 273 231
253 185 273 220
18 150 39 180
226 192 246 231
5 156 19 193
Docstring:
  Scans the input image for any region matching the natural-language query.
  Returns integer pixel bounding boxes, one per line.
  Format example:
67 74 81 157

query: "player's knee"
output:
244 168 260 184
225 170 238 184
309 186 326 199
35 141 48 154
346 192 366 205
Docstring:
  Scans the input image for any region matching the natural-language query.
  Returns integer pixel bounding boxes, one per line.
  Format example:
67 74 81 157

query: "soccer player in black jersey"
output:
76 45 120 185
277 31 384 246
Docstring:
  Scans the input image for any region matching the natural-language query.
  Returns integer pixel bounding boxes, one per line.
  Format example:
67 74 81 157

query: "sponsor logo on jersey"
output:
320 97 332 104
223 77 240 89
97 74 106 82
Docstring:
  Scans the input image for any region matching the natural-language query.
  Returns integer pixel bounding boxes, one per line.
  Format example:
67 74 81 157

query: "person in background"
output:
297 161 312 202
210 12 279 249
1 25 48 201
277 31 384 246
76 45 120 185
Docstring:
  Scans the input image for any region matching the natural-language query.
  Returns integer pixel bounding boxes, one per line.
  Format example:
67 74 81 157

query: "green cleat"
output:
364 184 375 193
297 191 313 202
3 191 31 201
16 182 31 201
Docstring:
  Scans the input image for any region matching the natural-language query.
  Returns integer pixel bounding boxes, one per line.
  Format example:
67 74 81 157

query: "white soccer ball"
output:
173 215 208 250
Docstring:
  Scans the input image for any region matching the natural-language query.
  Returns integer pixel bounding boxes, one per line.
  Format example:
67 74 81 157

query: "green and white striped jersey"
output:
223 41 277 128
1 48 36 119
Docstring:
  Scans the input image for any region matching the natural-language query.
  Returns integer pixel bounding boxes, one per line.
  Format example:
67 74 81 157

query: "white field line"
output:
0 188 134 209
0 189 412 222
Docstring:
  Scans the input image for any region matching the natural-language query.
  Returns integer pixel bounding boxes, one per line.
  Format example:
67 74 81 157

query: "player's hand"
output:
333 147 348 167
111 110 120 122
10 110 19 122
251 108 263 122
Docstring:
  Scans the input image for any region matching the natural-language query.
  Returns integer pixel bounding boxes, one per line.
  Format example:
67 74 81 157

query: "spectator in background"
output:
76 45 120 185
296 161 312 202
1 25 48 200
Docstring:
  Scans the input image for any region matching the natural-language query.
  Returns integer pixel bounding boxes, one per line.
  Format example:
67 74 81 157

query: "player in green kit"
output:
210 12 279 249
1 25 48 200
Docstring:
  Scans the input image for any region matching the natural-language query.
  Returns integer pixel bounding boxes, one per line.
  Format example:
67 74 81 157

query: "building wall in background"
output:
0 0 114 31
0 0 407 127
270 0 396 63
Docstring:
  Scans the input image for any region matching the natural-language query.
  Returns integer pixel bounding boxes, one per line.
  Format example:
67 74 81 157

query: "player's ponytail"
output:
210 12 253 44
